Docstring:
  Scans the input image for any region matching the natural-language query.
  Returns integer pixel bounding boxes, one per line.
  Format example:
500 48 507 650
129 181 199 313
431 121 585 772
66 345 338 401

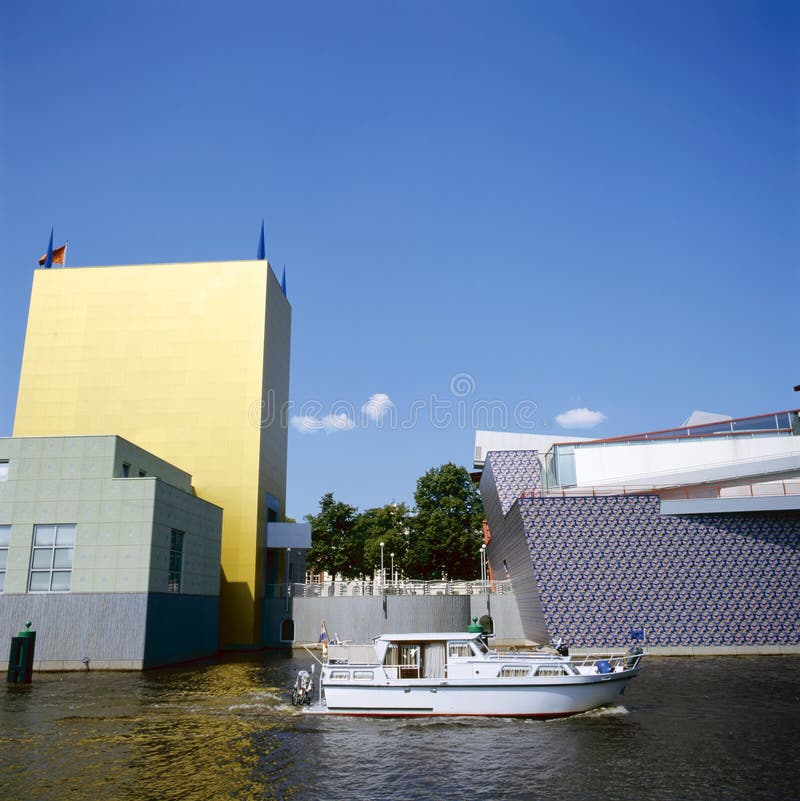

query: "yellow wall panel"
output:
14 261 291 646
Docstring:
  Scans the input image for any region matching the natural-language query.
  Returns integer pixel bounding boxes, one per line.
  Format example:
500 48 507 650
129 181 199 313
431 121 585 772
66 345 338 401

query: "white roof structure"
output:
476 410 800 515
473 430 591 467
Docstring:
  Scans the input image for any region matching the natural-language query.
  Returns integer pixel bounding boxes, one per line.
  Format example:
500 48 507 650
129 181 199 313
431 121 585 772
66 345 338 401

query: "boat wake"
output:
572 704 629 719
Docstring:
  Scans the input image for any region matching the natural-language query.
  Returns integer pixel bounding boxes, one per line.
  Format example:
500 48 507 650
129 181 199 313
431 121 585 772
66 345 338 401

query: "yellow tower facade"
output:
13 260 291 647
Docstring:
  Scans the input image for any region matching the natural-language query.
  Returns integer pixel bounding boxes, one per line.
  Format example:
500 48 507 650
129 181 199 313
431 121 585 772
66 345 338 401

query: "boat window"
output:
500 666 531 678
384 643 422 678
383 644 419 665
400 645 419 667
353 670 374 681
423 642 446 678
535 665 568 677
448 642 472 658
329 670 350 681
384 644 399 667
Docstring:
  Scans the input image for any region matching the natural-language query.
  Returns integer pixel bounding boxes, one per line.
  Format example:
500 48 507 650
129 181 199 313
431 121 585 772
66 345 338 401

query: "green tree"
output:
304 493 360 579
354 502 410 580
406 463 484 580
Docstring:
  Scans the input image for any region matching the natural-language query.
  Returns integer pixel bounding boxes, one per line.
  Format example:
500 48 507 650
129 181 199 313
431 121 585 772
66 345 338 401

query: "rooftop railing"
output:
559 410 800 449
523 478 800 500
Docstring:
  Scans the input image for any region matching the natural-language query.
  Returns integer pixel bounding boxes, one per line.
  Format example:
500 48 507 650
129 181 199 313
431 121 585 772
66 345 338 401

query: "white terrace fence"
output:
284 579 513 598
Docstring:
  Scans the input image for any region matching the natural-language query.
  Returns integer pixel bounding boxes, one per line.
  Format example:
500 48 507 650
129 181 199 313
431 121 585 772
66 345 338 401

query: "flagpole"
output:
44 228 54 269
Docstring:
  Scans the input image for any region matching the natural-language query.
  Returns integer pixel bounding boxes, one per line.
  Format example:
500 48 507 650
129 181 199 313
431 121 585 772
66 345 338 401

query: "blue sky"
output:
1 1 798 520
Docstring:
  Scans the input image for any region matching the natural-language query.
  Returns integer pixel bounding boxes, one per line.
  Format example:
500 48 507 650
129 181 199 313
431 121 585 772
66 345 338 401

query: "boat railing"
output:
491 647 644 672
567 649 644 672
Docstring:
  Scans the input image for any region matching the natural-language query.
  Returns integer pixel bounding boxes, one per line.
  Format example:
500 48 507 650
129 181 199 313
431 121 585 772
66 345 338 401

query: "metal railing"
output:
562 410 799 446
275 579 513 598
522 478 800 500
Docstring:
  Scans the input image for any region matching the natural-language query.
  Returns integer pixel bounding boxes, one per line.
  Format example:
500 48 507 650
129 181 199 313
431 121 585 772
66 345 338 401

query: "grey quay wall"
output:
266 592 527 646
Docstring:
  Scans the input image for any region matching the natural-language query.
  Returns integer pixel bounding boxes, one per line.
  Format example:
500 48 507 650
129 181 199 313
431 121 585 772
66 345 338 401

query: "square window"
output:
54 548 74 568
0 461 8 481
29 572 51 591
51 571 71 591
32 549 53 569
56 525 76 546
34 525 57 546
29 523 75 593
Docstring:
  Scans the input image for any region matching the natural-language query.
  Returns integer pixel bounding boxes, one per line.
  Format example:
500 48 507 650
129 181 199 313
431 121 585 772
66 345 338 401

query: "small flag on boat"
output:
629 628 644 641
319 621 328 643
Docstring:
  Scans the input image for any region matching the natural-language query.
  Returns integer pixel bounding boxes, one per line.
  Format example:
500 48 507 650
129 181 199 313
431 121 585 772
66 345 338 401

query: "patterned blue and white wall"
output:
481 451 800 650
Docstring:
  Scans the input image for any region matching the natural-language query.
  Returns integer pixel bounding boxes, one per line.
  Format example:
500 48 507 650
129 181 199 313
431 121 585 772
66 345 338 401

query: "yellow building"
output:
13 260 291 648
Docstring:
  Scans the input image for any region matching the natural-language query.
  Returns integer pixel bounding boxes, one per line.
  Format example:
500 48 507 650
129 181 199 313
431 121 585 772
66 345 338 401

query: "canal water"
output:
1 653 799 801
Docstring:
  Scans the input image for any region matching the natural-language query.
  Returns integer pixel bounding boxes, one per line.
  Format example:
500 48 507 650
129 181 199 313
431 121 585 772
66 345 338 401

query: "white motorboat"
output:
303 630 644 718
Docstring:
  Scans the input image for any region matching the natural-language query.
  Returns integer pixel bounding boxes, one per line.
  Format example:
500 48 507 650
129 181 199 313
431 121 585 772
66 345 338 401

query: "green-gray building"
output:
0 435 222 669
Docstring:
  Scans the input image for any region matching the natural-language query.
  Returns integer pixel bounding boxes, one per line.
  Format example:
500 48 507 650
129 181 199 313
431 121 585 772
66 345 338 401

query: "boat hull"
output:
318 670 638 718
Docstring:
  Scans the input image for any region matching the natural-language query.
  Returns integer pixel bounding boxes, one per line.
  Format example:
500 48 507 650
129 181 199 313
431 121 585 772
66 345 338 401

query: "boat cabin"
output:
327 632 517 680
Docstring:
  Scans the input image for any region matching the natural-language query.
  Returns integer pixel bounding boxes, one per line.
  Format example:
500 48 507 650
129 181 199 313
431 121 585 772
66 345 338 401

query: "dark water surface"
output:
1 654 799 801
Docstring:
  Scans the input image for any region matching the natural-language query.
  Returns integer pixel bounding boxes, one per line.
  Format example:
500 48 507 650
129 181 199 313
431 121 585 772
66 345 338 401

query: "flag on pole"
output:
319 621 328 643
281 265 287 297
257 220 266 260
38 243 67 267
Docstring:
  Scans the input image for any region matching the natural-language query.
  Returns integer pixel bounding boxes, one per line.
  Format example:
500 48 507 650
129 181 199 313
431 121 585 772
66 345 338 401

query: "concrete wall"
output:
1 593 148 669
150 480 222 596
0 592 219 670
266 592 528 647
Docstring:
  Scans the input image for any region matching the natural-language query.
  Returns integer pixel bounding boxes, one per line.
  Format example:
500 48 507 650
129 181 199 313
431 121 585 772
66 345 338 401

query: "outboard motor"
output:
291 666 315 706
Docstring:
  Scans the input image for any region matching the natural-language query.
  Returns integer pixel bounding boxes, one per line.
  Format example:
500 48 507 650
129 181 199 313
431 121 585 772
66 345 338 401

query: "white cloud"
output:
361 392 395 423
555 407 607 429
323 412 356 432
291 415 325 434
291 412 356 434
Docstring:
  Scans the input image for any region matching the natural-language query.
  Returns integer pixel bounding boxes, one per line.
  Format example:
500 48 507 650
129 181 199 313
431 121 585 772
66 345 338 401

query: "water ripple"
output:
2 655 799 801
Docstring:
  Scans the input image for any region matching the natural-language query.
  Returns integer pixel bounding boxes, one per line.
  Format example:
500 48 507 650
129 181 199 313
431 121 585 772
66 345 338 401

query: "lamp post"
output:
380 542 385 589
285 547 291 611
390 552 395 586
480 543 487 589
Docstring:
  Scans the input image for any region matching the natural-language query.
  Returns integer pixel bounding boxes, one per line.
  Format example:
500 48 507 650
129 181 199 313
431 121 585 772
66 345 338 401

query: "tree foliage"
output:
406 462 484 580
306 464 484 581
304 493 359 579
355 503 410 578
